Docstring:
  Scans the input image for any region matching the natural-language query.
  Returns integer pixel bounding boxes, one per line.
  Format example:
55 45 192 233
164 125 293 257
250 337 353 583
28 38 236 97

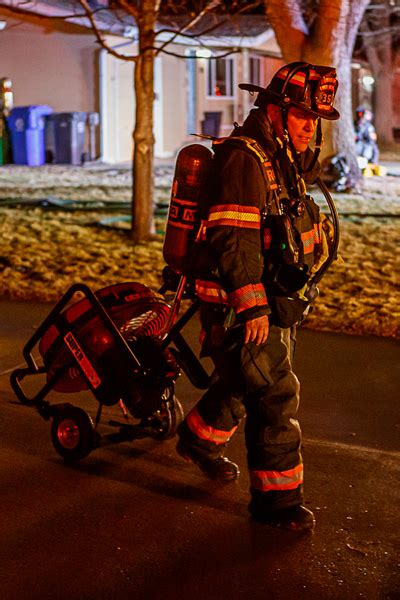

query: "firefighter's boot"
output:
249 501 316 531
176 439 239 482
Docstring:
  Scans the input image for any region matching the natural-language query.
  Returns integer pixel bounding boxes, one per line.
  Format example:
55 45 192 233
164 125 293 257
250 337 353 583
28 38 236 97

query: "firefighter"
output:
355 106 379 165
176 62 340 531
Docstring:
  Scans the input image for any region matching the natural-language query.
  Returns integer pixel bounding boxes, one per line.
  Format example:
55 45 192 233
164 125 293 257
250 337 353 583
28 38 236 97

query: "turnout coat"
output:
194 108 323 330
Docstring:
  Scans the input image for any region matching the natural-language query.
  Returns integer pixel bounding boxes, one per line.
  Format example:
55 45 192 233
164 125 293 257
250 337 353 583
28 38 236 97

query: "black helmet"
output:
239 61 340 121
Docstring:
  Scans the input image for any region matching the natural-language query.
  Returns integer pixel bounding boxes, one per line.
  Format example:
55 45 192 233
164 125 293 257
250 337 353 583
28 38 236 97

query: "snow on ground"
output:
0 161 399 339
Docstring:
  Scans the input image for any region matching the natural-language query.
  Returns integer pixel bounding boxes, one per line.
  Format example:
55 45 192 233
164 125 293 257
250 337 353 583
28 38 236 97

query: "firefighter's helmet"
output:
355 106 373 121
239 61 340 121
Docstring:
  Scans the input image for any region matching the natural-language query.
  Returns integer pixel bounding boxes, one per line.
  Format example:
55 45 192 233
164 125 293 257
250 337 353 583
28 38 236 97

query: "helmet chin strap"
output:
277 106 305 201
280 106 323 177
304 118 323 174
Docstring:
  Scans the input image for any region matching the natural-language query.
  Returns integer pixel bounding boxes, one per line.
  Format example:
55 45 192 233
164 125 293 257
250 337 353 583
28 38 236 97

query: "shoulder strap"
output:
212 136 279 192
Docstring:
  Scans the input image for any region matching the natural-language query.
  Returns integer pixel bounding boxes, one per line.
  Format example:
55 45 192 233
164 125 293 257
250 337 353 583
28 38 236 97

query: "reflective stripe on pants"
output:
250 463 303 492
186 407 238 445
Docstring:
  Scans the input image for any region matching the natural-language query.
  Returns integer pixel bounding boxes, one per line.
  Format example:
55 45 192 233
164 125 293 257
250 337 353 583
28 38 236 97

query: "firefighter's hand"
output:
244 315 269 345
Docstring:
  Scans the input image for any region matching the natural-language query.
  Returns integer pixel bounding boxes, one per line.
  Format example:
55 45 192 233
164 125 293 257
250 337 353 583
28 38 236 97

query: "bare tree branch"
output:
155 19 230 40
156 46 241 59
156 0 224 55
76 0 138 62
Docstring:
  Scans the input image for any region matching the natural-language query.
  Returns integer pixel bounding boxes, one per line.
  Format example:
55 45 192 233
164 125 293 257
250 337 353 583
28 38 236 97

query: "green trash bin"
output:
0 115 11 165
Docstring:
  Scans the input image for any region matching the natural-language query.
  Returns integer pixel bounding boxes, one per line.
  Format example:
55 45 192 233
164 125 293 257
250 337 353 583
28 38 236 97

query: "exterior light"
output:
362 75 375 87
196 49 212 59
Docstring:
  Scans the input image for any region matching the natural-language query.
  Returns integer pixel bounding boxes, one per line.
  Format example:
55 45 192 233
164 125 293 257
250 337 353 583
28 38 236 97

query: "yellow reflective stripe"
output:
208 204 260 229
208 211 260 224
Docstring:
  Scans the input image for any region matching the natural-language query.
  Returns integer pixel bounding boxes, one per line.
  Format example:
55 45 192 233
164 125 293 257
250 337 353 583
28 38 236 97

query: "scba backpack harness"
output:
163 138 339 325
164 137 301 272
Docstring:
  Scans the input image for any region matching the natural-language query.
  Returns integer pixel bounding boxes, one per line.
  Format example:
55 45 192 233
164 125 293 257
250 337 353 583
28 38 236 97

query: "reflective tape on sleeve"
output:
228 283 268 314
195 279 229 305
207 204 261 229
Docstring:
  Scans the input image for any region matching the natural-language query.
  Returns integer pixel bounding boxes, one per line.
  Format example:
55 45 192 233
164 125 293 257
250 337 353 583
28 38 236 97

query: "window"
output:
249 56 261 87
207 57 234 98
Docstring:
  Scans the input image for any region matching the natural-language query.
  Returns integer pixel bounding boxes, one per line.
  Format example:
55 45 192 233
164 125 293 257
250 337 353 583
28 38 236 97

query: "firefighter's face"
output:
287 107 318 152
267 104 318 152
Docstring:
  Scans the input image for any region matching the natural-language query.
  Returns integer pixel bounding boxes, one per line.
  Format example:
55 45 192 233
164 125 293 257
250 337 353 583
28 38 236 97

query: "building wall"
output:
100 38 136 163
0 9 98 114
194 37 284 140
101 39 188 162
262 55 285 86
157 50 188 156
195 55 236 138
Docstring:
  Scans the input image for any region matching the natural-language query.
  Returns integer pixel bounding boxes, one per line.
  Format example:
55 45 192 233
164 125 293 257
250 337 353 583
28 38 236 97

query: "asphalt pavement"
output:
0 299 399 600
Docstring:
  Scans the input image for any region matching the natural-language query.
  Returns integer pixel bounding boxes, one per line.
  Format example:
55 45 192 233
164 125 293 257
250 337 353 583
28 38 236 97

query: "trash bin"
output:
8 105 53 166
201 111 222 137
0 115 11 165
52 112 87 165
44 114 56 164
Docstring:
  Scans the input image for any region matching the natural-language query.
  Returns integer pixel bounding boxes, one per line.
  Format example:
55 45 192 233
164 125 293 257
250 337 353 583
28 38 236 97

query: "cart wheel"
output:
51 406 95 462
145 388 184 440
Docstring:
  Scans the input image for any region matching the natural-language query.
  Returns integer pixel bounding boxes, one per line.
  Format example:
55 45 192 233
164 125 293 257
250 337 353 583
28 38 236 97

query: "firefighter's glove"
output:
321 213 335 243
244 315 269 346
311 225 330 274
311 214 343 275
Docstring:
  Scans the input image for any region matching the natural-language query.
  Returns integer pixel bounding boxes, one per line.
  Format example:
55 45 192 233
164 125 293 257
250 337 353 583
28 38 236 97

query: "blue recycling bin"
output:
8 105 53 166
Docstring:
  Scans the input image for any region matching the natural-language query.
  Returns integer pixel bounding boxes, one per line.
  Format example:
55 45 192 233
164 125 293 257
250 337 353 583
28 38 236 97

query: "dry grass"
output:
0 163 399 338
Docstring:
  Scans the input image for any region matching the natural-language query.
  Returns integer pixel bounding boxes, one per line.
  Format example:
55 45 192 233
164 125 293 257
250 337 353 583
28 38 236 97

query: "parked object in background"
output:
8 105 53 166
46 112 87 166
0 78 13 165
357 158 387 177
321 154 352 192
0 115 11 165
201 111 222 138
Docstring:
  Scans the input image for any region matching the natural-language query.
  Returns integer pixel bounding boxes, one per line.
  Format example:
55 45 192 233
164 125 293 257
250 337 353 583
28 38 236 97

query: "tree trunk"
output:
264 0 370 187
132 0 157 242
361 3 395 146
332 55 360 182
374 67 394 145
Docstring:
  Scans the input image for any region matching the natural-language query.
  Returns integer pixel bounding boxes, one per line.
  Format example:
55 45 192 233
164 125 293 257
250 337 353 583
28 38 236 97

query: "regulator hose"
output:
312 176 340 285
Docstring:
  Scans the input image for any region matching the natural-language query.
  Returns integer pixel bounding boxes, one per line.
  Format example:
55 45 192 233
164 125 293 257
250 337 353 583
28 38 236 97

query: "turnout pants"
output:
178 318 303 511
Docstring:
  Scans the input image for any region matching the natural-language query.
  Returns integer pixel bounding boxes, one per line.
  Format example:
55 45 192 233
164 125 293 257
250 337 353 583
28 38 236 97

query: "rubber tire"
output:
51 406 95 462
147 389 184 441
